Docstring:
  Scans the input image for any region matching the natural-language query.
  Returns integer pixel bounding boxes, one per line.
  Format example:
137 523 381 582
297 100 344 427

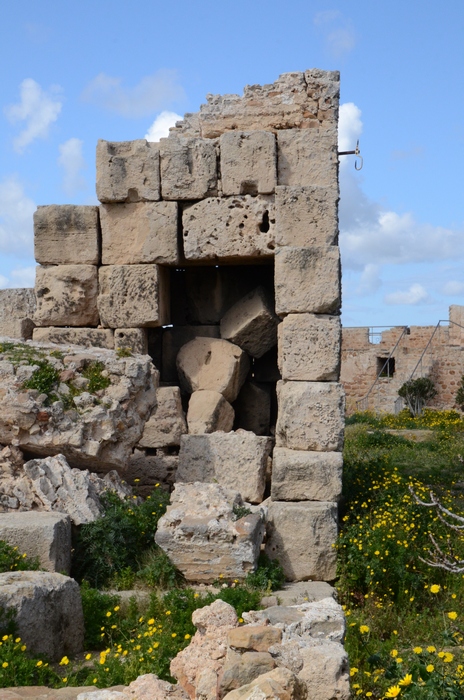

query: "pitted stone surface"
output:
177 431 272 504
96 139 160 203
33 327 114 349
0 289 36 340
275 247 341 315
277 128 338 188
34 205 100 265
155 483 265 582
186 390 235 434
34 265 99 327
138 386 187 448
220 131 276 195
100 201 178 265
265 502 338 581
98 264 170 328
160 136 217 200
276 381 345 452
275 186 338 247
278 314 341 381
220 286 279 359
182 196 275 262
271 448 343 502
177 337 249 403
114 328 148 355
0 511 71 573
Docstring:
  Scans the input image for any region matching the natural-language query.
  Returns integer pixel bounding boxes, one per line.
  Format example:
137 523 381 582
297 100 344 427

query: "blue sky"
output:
1 0 464 328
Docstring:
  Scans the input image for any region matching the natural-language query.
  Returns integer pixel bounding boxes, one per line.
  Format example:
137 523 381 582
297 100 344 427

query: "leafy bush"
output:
245 553 286 592
398 377 437 417
79 581 121 649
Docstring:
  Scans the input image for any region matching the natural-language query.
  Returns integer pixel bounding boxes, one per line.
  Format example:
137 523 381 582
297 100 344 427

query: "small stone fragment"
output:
220 286 279 359
139 387 187 448
187 390 234 434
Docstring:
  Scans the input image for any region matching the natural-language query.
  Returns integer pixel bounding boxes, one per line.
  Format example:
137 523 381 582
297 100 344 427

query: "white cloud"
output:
313 10 341 25
5 79 62 152
0 176 35 256
356 264 382 295
442 280 464 296
58 138 87 194
385 283 430 306
313 10 355 59
145 111 183 142
82 70 185 118
338 102 362 154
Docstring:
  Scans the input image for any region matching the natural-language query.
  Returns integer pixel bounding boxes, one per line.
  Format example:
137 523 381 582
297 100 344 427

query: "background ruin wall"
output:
0 70 343 582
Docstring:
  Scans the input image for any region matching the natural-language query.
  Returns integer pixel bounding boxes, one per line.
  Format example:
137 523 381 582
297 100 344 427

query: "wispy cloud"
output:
385 283 430 306
313 10 355 59
5 79 62 153
145 111 183 142
58 138 87 194
0 176 35 256
82 70 185 118
391 145 424 161
442 280 464 296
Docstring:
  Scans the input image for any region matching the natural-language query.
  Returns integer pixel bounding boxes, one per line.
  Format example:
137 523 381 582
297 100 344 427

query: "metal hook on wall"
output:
338 139 363 170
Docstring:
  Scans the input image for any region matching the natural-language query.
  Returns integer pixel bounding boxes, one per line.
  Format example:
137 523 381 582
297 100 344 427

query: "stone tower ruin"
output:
0 70 344 582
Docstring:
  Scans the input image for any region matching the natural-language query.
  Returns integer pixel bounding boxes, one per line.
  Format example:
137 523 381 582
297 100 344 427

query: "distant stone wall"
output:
0 70 343 582
341 306 464 414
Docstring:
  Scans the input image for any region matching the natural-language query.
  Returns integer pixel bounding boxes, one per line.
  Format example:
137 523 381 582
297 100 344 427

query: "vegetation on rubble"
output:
338 410 464 698
0 542 40 574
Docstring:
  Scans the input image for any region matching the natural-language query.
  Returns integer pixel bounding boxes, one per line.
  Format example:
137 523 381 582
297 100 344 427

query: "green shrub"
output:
81 361 111 393
245 553 286 592
80 581 121 650
398 377 437 417
0 541 40 573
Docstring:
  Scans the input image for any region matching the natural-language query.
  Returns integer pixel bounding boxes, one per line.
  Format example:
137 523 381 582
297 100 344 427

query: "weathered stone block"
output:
32 327 114 349
34 205 100 265
0 511 71 573
100 202 178 265
187 390 234 434
139 387 187 448
275 247 341 315
160 136 217 200
183 196 276 262
233 382 271 436
34 265 99 327
0 289 36 340
298 641 350 700
98 264 170 328
162 326 221 383
227 625 282 652
177 337 250 403
96 139 160 202
220 131 276 195
220 286 279 359
114 328 148 355
155 483 265 582
220 650 276 696
276 381 344 451
126 449 178 494
177 431 272 503
265 501 338 581
277 128 338 187
278 313 341 381
271 448 343 502
0 571 84 660
275 186 338 247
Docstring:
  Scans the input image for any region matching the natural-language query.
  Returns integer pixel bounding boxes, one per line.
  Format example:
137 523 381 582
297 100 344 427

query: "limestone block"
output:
98 265 170 328
233 382 271 436
0 289 36 340
227 625 282 652
271 448 343 502
220 286 279 359
219 651 276 696
34 205 100 265
278 313 341 381
155 483 265 582
34 265 99 327
220 131 276 195
126 674 189 700
0 571 84 660
298 641 350 700
183 196 276 262
177 431 272 503
277 128 338 188
32 327 114 349
100 202 178 265
96 139 160 203
115 328 148 355
276 381 345 452
222 667 303 700
138 387 187 448
0 511 71 573
275 247 341 315
126 449 178 494
160 136 217 200
265 501 338 581
187 390 234 434
177 337 250 403
275 186 338 247
162 326 221 383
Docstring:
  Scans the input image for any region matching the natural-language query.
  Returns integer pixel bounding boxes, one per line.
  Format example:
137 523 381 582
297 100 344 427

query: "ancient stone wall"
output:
341 306 464 414
0 70 343 582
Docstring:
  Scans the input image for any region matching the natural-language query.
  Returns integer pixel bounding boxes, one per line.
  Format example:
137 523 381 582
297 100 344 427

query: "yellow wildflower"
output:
448 611 458 620
59 656 69 666
2 662 8 668
359 625 370 634
430 584 441 594
385 685 401 697
426 664 434 672
399 674 412 687
427 646 436 653
413 647 422 654
444 652 454 663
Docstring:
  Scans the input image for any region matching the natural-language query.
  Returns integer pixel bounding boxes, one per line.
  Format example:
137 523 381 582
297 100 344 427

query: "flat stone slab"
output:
0 511 71 573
